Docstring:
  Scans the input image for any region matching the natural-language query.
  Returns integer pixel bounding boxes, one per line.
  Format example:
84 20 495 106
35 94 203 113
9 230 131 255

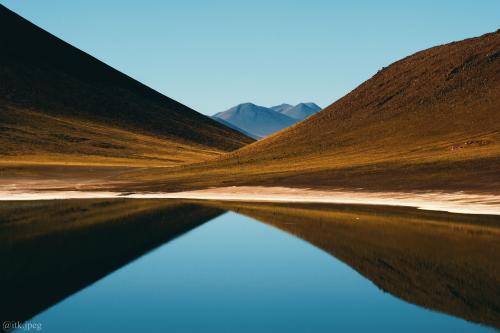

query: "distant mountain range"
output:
212 102 321 138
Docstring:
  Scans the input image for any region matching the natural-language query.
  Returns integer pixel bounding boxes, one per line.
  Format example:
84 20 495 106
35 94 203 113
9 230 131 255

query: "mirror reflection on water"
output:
0 199 498 332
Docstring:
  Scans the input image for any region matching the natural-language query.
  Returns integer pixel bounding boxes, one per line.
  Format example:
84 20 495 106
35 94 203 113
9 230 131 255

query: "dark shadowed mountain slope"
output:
0 5 253 167
212 103 297 138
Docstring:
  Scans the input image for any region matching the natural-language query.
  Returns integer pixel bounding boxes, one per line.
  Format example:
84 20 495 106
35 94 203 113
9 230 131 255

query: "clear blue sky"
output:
2 0 499 115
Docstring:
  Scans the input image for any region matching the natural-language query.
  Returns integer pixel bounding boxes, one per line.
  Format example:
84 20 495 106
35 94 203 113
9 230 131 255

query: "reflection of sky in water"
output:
31 212 494 333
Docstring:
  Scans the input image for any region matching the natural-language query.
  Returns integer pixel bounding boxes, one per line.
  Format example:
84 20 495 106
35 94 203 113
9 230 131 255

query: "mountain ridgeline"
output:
0 5 253 167
212 102 321 138
128 30 500 193
221 30 500 191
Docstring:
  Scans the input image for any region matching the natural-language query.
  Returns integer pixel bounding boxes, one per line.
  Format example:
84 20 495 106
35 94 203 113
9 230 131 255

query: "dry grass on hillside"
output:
116 30 500 193
0 107 223 167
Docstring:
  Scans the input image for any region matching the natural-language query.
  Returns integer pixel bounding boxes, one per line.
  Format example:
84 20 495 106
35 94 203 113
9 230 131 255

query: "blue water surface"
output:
30 212 495 333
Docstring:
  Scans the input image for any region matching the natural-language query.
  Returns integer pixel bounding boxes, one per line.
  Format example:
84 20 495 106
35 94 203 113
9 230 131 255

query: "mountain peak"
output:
278 103 321 120
270 103 294 114
238 102 258 108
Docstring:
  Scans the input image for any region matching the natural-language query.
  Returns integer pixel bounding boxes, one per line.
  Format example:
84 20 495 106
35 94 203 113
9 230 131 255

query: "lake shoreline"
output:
0 185 499 216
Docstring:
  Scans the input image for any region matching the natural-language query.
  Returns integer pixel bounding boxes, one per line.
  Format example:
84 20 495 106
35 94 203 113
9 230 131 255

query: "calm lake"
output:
0 199 498 332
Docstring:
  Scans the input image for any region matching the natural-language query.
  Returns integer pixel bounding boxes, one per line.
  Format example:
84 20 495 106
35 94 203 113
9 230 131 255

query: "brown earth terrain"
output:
119 30 500 193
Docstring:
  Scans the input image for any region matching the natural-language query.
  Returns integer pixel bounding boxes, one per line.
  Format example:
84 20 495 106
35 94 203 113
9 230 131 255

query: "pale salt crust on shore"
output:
0 186 499 216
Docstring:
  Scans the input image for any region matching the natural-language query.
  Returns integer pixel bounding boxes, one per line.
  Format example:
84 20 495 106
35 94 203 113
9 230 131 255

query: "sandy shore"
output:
0 185 499 215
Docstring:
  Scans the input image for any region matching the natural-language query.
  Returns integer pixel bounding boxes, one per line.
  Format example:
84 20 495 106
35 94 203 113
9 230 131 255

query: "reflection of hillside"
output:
0 199 223 325
211 201 500 329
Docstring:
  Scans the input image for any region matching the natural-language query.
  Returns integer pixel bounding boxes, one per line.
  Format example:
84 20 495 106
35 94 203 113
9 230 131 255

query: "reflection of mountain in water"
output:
1 199 499 330
0 199 223 325
211 201 500 329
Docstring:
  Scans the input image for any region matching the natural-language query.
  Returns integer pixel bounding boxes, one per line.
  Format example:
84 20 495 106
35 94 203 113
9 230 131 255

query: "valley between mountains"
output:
1 4 499 213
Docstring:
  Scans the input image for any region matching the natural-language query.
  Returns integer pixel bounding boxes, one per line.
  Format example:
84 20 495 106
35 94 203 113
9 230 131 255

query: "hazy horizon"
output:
1 0 499 114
